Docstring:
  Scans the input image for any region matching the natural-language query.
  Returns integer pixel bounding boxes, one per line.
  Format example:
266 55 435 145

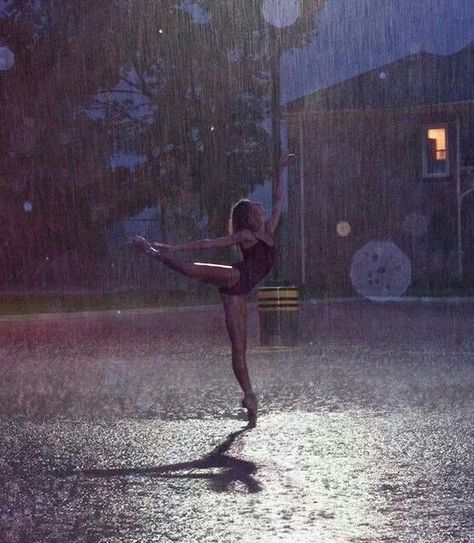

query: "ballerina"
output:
134 153 296 427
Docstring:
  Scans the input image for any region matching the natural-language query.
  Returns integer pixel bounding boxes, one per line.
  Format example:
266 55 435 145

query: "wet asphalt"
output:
0 300 473 542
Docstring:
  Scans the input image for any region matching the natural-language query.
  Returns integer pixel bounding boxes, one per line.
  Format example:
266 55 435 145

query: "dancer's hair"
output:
228 199 256 234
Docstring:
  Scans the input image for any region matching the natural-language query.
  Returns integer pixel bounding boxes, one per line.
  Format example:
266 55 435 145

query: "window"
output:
422 125 449 177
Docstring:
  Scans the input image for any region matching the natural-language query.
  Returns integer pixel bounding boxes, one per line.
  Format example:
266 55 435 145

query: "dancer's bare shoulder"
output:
243 226 275 248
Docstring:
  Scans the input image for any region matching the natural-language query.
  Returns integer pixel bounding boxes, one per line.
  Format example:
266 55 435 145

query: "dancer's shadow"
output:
56 427 261 493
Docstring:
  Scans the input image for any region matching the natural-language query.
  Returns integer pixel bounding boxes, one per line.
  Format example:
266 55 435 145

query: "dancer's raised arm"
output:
266 153 296 235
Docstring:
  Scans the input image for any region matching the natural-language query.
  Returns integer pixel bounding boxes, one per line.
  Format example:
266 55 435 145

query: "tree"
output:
88 1 326 237
0 1 135 285
0 0 325 287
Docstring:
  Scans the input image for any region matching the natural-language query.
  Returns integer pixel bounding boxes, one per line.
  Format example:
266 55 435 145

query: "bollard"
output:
257 286 299 346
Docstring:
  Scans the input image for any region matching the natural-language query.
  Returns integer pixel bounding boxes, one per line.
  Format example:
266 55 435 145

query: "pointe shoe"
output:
242 392 258 427
133 236 158 257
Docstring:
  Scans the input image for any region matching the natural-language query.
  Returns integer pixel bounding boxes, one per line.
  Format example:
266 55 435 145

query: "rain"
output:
1 0 473 541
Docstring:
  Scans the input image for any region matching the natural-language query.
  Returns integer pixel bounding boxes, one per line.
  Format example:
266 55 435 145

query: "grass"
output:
0 289 214 316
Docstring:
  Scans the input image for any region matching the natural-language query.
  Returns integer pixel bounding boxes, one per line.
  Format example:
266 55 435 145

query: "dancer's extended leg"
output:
134 237 239 289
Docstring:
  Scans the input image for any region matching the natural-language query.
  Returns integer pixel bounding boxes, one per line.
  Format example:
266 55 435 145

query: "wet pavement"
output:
0 300 473 542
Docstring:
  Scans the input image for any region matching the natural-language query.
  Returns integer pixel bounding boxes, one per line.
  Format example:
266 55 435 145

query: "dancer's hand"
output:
279 153 296 169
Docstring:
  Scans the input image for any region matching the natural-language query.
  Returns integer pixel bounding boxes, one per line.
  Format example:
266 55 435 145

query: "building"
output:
284 42 474 296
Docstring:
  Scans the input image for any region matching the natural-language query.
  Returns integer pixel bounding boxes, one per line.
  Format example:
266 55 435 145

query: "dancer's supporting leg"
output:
222 293 257 427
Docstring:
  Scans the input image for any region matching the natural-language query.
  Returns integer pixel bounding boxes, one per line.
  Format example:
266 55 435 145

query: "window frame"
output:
422 123 450 178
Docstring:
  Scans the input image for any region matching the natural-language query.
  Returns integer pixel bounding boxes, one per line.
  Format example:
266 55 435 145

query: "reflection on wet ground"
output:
0 301 473 541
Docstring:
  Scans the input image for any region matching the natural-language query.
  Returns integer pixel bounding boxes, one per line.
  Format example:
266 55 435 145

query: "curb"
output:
306 296 474 304
1 295 474 323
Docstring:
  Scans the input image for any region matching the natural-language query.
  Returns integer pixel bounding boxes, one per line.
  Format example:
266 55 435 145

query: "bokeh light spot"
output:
401 212 430 238
0 46 15 71
23 201 33 213
173 1 211 25
262 0 300 28
350 241 411 300
336 221 352 237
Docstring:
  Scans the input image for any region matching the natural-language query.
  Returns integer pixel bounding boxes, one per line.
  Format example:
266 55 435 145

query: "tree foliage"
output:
0 1 127 284
0 0 324 286
88 0 324 231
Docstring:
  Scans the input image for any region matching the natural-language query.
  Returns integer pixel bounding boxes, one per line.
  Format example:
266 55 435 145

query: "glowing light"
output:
350 241 411 300
158 28 164 34
262 0 300 28
0 46 15 71
336 221 351 237
210 126 215 131
23 201 33 213
379 71 386 79
427 128 447 160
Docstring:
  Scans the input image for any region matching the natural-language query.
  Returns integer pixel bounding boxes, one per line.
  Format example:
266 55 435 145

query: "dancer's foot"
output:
242 392 258 428
133 236 160 257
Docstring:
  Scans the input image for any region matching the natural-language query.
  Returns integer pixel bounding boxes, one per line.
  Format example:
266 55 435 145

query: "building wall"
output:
286 109 472 296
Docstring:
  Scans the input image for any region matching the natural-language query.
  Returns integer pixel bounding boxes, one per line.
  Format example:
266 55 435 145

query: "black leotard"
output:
220 233 276 296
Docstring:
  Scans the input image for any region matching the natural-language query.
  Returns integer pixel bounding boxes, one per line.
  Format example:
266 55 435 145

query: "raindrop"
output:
261 0 300 28
227 48 242 63
0 46 15 71
23 201 33 213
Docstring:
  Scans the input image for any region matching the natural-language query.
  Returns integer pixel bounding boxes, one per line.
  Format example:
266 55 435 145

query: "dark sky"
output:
2 0 472 104
282 0 474 103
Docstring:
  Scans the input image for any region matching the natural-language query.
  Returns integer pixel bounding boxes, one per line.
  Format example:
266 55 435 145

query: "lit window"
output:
423 125 449 177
